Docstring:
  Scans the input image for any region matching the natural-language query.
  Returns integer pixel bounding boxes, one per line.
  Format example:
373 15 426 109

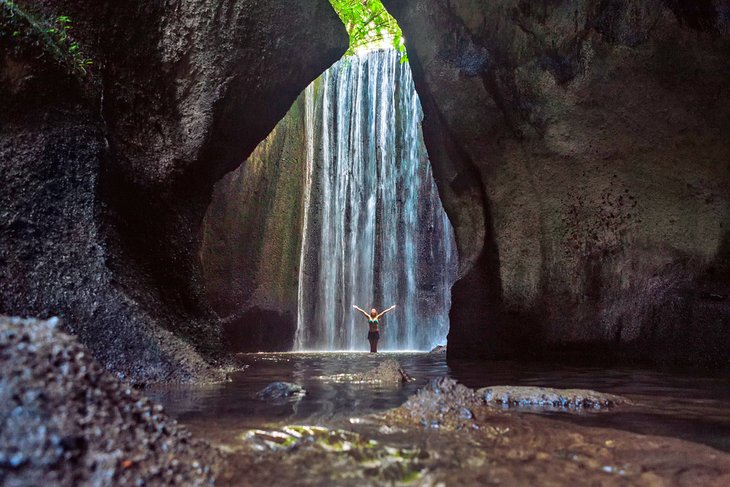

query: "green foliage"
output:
329 0 407 62
1 0 93 77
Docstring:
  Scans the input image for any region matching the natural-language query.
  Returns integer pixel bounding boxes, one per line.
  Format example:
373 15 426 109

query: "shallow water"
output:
148 352 730 452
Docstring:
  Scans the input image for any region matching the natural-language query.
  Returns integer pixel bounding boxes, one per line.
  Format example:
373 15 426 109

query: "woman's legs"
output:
369 339 378 353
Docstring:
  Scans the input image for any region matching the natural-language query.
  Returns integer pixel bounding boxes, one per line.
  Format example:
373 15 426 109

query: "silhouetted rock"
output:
220 308 297 353
479 386 626 410
0 316 221 485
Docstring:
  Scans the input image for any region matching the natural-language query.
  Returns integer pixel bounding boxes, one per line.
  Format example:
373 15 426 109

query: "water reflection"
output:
147 352 730 452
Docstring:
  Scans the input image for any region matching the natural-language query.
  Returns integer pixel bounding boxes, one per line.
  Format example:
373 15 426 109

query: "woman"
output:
352 304 396 353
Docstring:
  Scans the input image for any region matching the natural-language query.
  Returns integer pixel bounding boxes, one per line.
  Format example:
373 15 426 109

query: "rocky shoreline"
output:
0 317 222 486
4 321 730 486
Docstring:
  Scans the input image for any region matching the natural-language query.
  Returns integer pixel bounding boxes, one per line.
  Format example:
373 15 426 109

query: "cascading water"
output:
295 48 457 351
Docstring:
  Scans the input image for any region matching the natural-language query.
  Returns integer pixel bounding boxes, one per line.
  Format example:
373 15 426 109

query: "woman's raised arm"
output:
352 305 371 319
376 305 396 319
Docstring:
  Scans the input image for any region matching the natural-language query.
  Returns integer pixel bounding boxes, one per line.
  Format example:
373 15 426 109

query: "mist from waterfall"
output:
295 49 457 351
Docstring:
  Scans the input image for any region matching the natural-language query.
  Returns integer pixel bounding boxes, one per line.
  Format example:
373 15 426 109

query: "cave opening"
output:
200 0 458 353
4 0 730 483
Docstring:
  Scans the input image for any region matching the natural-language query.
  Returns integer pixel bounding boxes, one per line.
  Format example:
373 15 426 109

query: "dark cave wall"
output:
383 0 730 365
0 0 347 381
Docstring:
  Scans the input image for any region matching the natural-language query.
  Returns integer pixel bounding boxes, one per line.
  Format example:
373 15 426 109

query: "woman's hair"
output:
370 308 377 318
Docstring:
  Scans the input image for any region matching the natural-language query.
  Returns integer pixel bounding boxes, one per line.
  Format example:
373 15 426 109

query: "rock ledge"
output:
479 386 626 410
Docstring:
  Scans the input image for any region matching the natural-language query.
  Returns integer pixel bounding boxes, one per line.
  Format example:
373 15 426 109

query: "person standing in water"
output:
352 305 396 353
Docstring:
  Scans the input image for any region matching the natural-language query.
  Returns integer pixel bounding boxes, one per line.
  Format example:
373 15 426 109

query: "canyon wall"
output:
201 93 310 351
383 0 730 365
0 0 346 381
4 0 728 371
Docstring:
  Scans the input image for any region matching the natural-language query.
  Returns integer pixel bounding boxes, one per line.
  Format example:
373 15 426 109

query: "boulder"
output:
257 382 306 400
0 316 221 485
383 0 730 366
400 377 484 429
353 359 414 384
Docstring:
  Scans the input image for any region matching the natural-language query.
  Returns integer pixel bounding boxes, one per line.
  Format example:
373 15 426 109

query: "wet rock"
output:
429 345 447 354
372 378 730 485
0 316 221 486
319 359 413 385
458 407 474 420
479 386 626 410
353 359 414 384
240 426 427 484
257 382 306 400
397 378 484 429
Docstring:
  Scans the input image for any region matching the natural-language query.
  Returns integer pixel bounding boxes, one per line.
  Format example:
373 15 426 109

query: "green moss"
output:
244 425 425 483
400 469 422 483
1 0 93 77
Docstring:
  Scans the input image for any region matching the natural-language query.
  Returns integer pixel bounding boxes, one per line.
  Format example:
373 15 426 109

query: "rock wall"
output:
0 316 222 485
0 1 347 381
383 0 730 366
201 93 310 351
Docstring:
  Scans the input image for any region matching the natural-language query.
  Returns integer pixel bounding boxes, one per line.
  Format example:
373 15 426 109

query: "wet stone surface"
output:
396 377 484 430
232 426 427 484
210 376 730 486
0 316 221 486
480 385 627 410
256 382 306 400
5 334 730 486
372 379 730 486
321 359 414 384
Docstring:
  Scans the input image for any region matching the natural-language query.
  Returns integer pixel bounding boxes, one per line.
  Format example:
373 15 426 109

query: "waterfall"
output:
295 49 457 351
296 83 316 346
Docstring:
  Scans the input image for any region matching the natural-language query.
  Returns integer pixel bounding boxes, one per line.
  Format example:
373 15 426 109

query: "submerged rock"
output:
479 386 626 410
257 382 306 400
0 316 221 486
239 425 427 484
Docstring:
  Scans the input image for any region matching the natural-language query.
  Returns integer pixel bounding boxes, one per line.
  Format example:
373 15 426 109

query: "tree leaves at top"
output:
329 0 407 61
